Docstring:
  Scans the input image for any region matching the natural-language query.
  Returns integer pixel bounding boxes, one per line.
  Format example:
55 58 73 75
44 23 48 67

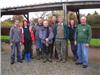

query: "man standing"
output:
39 20 54 63
54 16 69 63
76 16 92 68
10 19 22 64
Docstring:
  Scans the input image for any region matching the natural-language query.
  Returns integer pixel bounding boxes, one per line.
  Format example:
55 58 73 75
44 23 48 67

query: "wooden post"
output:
76 9 80 24
63 3 67 24
23 13 29 21
63 3 68 58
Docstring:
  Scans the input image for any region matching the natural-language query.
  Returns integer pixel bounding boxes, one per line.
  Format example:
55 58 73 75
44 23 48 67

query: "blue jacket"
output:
34 24 43 40
39 27 54 44
34 25 43 48
54 23 69 40
9 25 21 43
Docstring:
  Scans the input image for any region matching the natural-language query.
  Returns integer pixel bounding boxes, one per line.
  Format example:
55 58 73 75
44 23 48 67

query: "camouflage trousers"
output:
55 39 68 61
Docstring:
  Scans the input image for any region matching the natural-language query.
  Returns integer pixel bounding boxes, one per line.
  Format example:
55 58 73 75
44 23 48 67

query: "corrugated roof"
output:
1 0 100 15
1 0 100 9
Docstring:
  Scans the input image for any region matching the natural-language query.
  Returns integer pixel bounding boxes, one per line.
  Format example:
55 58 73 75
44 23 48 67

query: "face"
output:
52 16 57 22
80 16 87 25
58 16 63 23
70 20 75 26
43 21 48 27
38 18 43 25
24 21 28 26
15 20 19 26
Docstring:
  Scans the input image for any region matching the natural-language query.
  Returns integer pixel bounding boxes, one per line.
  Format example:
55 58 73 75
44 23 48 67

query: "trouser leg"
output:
70 40 78 60
11 43 16 63
16 42 21 61
61 40 67 61
50 43 54 59
77 43 82 63
82 44 88 65
55 40 62 61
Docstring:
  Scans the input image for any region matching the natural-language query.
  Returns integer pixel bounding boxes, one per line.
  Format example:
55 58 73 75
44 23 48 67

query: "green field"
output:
90 39 100 46
0 35 100 46
0 35 10 42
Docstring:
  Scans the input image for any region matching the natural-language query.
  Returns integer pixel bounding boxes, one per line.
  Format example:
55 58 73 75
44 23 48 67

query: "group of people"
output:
9 15 92 68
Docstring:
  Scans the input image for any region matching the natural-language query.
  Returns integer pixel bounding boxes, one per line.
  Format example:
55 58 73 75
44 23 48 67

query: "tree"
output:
12 15 24 22
86 11 100 28
1 18 13 28
93 11 98 15
1 15 24 28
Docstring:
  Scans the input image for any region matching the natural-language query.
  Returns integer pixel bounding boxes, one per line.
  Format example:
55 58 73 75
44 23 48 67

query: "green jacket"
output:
76 24 92 44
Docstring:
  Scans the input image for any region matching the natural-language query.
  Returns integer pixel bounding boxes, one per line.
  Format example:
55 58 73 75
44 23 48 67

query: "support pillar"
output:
76 9 80 24
63 3 68 58
23 13 29 21
63 4 68 24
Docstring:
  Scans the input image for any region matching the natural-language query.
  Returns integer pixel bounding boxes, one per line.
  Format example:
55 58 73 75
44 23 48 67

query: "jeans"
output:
77 43 88 65
11 42 21 62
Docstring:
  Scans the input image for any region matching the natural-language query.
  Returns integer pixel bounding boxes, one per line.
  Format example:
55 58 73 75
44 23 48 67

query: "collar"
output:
58 22 63 26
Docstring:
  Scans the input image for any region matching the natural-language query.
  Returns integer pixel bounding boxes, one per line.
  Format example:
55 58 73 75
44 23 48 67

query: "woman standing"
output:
39 20 54 63
49 15 58 59
21 20 35 62
68 19 78 61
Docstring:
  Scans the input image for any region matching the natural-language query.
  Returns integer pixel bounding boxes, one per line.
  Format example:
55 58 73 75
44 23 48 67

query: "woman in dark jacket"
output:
21 20 35 62
68 19 78 61
49 15 58 59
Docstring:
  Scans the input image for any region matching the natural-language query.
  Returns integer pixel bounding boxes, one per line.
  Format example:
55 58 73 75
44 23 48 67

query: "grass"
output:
90 39 100 46
0 35 100 46
0 35 10 42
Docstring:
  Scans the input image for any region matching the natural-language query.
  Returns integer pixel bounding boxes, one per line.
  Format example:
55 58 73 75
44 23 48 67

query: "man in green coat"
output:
76 16 92 68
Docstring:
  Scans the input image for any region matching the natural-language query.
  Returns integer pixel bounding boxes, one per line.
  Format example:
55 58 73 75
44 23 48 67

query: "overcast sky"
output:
0 0 100 21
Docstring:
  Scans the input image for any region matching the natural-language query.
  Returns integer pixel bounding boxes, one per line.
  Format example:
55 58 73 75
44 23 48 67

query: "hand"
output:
10 43 13 46
45 38 49 42
74 41 77 45
20 42 22 45
32 42 35 44
85 44 89 47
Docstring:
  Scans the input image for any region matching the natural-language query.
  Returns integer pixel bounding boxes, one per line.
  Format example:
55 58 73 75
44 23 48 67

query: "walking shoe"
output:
37 56 40 60
56 59 62 62
43 59 48 63
11 61 15 65
83 65 88 68
75 62 82 65
48 59 52 62
62 60 66 63
17 60 23 63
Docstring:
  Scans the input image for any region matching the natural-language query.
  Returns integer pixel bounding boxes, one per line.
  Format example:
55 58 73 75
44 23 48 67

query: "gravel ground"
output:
1 43 100 75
